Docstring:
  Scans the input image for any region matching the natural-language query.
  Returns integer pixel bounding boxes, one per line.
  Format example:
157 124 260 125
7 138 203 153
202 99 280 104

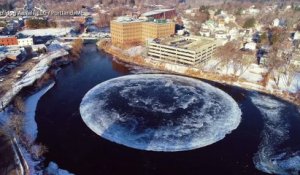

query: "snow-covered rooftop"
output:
141 9 174 17
19 28 72 37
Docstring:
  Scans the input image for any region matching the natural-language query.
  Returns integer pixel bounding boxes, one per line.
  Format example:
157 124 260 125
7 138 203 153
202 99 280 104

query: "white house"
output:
31 44 46 52
17 38 34 46
228 28 238 40
199 29 210 37
294 31 300 40
185 9 193 14
273 18 280 27
244 42 257 50
215 30 227 40
247 6 260 15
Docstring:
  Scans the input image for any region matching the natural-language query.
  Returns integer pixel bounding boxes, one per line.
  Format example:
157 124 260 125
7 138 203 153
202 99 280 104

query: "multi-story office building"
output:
147 36 217 66
110 17 175 46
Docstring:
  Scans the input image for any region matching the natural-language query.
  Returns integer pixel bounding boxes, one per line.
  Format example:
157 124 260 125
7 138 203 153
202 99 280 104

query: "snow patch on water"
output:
80 74 242 152
250 94 300 175
45 162 75 175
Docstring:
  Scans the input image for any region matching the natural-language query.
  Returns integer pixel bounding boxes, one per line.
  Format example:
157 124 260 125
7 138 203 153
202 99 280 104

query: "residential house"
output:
0 36 18 46
244 42 257 51
17 37 34 46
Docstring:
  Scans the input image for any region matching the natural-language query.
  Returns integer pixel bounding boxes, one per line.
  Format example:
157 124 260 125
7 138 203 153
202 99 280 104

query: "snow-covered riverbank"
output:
100 44 300 106
0 82 75 175
24 82 55 143
0 49 69 112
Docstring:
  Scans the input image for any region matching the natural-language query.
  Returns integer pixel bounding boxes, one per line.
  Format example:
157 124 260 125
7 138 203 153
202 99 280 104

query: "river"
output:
34 44 300 175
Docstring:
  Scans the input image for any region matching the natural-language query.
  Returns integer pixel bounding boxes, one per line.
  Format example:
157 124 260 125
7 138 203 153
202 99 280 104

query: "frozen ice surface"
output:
80 74 242 152
251 94 300 175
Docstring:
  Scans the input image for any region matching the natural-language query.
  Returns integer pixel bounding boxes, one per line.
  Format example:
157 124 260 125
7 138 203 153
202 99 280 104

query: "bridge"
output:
59 37 101 41
60 34 110 41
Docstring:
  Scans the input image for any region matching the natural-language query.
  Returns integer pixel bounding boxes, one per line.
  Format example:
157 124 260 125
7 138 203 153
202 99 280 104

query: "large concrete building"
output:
147 36 217 66
111 17 175 46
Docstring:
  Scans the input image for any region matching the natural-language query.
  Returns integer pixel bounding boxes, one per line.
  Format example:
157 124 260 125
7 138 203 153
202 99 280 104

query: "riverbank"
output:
99 41 300 106
0 47 75 174
0 49 69 112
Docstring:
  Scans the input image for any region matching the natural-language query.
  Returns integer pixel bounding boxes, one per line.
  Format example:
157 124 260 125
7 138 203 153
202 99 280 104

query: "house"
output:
294 31 300 40
244 42 257 50
228 28 239 40
215 30 227 40
0 36 18 46
0 45 24 61
246 6 260 15
199 29 210 37
215 13 236 24
31 44 47 52
273 18 280 27
17 37 34 46
185 9 193 15
291 51 300 69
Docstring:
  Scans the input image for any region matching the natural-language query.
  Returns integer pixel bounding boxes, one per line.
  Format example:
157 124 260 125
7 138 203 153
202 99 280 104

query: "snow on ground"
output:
164 63 188 74
19 28 72 37
44 162 74 175
126 46 145 57
156 56 300 94
23 82 55 143
277 73 300 93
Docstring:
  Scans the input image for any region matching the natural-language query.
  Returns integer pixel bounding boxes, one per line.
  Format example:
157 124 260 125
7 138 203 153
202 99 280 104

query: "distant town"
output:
0 0 300 174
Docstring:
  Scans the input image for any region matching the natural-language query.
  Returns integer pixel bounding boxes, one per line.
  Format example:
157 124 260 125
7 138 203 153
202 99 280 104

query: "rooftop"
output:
114 16 146 23
0 36 16 38
141 9 174 17
152 36 216 52
113 16 172 24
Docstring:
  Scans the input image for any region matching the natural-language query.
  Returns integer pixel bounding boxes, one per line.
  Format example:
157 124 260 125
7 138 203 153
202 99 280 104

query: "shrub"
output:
14 96 25 113
243 18 256 29
70 39 84 60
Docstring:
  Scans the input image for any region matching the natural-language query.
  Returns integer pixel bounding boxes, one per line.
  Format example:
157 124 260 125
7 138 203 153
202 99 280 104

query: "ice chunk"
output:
80 74 242 152
251 94 300 175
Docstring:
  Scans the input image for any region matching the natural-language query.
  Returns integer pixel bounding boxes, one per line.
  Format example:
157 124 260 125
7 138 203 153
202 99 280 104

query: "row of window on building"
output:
0 36 34 47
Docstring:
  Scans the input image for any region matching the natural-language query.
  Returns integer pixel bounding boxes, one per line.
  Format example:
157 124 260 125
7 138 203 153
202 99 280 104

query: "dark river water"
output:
35 44 300 175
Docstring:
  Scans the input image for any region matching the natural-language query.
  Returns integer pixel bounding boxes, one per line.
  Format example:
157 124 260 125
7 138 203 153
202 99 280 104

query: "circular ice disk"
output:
79 74 242 152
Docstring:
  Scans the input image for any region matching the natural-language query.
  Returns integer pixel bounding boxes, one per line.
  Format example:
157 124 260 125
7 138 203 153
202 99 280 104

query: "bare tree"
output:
13 96 25 114
30 143 48 160
7 113 24 138
214 40 243 74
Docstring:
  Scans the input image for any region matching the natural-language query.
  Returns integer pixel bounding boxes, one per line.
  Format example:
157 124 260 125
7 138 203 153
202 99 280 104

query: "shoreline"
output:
0 49 69 112
99 43 300 107
0 49 72 175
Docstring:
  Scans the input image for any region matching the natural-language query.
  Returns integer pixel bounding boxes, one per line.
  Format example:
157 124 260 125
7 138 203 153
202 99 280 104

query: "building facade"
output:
17 38 34 46
111 17 175 46
0 36 18 46
148 36 217 66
